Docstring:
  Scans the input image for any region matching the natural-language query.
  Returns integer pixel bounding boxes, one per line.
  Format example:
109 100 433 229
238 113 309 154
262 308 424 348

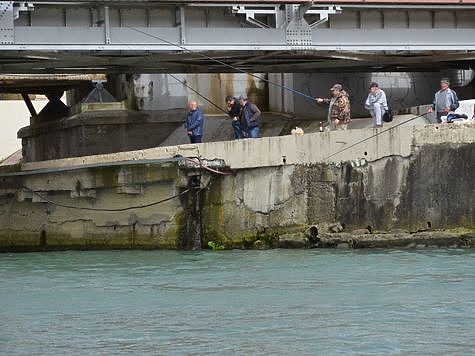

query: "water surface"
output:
1 249 475 355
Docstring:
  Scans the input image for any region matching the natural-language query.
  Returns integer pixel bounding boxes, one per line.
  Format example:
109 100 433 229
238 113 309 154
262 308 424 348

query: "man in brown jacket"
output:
316 83 351 130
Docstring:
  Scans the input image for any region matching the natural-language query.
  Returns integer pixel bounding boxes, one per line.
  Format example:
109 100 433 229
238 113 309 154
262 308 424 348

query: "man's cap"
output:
440 77 450 84
329 83 343 91
369 82 379 88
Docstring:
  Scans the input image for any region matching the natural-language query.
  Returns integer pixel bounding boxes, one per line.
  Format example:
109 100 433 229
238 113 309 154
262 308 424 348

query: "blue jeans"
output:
248 126 260 138
232 120 245 139
189 135 202 144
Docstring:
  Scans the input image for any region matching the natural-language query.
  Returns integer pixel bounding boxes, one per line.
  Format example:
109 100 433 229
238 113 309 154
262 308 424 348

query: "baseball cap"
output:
329 84 343 91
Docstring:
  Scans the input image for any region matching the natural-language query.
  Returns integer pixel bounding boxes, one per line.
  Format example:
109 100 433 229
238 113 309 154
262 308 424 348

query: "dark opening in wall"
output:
39 230 47 248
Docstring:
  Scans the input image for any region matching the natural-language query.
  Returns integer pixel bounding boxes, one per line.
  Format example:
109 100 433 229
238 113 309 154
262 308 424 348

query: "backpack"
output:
451 90 460 111
383 107 393 122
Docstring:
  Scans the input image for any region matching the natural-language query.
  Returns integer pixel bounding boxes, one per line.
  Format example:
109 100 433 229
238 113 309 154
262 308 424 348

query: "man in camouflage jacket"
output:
316 83 351 130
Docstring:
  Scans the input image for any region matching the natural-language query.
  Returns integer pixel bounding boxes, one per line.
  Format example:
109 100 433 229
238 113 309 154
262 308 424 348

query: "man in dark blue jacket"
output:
185 100 204 143
225 95 245 139
238 95 261 138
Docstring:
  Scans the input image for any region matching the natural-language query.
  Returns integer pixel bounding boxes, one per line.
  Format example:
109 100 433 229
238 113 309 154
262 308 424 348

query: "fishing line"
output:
110 33 229 115
115 29 430 163
323 112 429 160
126 26 317 102
168 73 228 114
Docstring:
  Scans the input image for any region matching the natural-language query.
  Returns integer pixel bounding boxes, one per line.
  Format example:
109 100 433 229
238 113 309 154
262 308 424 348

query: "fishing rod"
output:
110 32 233 116
121 27 430 163
126 26 317 102
323 112 429 160
168 73 228 115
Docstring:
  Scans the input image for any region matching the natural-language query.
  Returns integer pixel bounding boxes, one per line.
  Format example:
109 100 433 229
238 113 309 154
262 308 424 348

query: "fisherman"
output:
239 95 261 138
427 77 459 123
364 82 388 128
316 83 351 130
185 100 204 143
225 95 245 139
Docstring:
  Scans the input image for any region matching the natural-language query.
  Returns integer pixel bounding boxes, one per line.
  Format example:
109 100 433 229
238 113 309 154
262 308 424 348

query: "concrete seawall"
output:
0 123 474 251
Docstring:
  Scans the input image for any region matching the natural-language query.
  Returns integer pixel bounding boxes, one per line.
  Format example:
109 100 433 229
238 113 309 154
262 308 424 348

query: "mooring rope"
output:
21 186 190 212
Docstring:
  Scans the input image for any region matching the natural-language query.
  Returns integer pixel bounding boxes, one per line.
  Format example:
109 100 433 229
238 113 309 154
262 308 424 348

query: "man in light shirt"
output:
365 82 388 128
427 78 459 123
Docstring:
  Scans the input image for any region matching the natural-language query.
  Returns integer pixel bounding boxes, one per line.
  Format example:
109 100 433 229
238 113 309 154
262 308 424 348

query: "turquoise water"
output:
1 249 475 355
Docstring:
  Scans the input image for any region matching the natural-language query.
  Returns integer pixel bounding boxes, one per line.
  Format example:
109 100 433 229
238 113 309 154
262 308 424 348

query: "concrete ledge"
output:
317 230 475 249
20 124 475 172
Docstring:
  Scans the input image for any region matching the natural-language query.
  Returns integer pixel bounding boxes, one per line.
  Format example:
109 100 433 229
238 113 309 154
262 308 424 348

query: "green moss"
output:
208 241 225 250
0 224 180 252
201 179 227 246
0 232 40 252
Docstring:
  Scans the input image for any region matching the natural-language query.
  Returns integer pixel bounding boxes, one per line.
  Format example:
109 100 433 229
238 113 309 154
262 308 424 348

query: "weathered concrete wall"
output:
0 163 188 251
269 71 474 119
1 124 474 251
105 73 268 114
199 142 475 248
21 123 475 171
18 108 184 162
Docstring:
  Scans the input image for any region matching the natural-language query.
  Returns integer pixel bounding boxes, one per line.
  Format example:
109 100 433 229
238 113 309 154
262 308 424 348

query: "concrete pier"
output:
0 123 474 251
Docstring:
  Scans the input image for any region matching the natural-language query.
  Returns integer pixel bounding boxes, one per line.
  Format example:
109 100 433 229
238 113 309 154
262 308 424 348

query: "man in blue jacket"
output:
185 100 204 143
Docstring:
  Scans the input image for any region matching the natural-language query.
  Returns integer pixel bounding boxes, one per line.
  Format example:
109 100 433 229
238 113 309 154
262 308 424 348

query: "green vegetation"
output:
207 241 225 250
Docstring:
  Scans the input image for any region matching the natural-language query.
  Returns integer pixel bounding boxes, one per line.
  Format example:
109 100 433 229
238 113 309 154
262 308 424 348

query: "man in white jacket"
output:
365 82 388 128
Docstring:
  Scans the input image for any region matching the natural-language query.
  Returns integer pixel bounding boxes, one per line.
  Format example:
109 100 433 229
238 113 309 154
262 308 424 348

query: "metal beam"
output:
104 6 111 44
179 5 186 44
3 27 475 51
21 93 37 117
1 2 475 74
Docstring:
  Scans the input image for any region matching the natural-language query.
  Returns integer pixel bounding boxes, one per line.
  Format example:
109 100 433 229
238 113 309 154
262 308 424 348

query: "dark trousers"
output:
436 112 444 124
232 120 246 139
189 135 202 144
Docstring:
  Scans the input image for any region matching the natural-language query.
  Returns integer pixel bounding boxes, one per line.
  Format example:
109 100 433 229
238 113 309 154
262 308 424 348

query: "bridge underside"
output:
1 1 475 74
2 49 475 75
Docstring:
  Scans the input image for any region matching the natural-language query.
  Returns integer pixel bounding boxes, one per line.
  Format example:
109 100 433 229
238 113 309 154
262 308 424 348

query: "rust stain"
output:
246 74 269 111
